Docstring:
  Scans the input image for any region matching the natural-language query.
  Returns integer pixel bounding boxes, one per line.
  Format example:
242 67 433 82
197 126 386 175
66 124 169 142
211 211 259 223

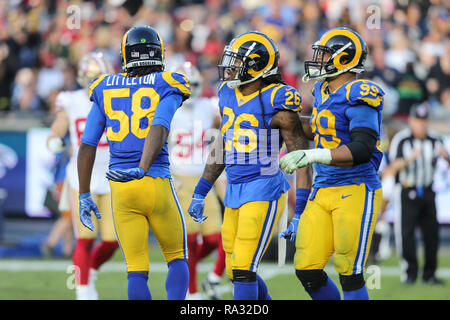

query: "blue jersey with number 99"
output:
311 79 384 189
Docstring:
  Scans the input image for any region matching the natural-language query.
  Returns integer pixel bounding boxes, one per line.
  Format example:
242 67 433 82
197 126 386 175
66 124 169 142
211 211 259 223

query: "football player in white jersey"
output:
169 62 226 299
46 52 119 300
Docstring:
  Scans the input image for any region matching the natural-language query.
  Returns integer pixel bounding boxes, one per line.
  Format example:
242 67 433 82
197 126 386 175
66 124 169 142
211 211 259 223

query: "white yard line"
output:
0 260 449 278
0 260 448 299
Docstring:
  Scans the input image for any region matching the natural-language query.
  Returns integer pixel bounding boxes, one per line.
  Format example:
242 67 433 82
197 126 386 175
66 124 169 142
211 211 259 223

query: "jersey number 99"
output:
311 108 341 149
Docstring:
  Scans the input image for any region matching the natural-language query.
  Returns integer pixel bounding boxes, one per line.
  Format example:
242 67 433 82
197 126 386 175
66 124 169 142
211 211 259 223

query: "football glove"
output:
188 194 208 224
47 136 65 154
279 188 309 242
279 149 332 174
79 192 101 231
280 215 299 243
106 167 146 182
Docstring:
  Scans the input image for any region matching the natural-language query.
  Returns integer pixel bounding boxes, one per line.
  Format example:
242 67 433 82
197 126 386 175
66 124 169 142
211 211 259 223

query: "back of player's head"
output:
303 27 367 82
77 51 114 88
218 31 280 89
121 26 165 76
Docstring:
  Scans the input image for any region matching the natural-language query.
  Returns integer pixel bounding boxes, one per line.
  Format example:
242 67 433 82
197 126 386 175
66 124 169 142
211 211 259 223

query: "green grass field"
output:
0 244 449 300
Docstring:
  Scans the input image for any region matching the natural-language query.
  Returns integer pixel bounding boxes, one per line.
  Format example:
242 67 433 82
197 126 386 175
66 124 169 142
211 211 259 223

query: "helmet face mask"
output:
218 46 245 88
303 28 367 83
218 31 279 89
304 43 333 82
77 52 114 88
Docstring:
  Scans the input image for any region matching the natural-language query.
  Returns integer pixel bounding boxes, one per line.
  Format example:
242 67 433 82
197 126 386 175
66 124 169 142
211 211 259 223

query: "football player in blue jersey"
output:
279 27 385 300
77 26 191 300
186 31 312 300
105 30 312 301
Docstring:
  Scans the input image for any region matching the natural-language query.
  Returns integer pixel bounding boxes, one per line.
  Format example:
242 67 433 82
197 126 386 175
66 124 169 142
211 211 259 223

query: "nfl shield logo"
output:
149 50 155 57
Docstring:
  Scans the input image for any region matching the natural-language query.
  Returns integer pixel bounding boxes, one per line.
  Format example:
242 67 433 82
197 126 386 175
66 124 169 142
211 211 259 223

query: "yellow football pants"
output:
71 189 117 241
294 183 382 275
173 174 222 235
109 177 187 272
222 193 286 280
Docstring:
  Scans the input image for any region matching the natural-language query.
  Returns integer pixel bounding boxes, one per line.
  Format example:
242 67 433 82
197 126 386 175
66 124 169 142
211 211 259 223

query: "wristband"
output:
294 188 310 217
310 148 332 165
193 178 214 198
79 192 92 200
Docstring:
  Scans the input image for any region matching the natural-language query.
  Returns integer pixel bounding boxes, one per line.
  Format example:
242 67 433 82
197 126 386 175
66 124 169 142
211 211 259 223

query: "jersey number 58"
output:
103 87 160 141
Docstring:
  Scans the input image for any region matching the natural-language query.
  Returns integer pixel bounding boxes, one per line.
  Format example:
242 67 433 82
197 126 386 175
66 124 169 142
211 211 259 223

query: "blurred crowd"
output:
0 0 448 134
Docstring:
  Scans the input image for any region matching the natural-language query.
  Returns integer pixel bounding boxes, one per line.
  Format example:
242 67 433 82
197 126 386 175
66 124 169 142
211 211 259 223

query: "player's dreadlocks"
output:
127 65 163 77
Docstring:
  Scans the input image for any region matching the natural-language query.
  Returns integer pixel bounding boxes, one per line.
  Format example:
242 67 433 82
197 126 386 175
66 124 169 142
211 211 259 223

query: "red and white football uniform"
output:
50 52 119 300
55 89 110 196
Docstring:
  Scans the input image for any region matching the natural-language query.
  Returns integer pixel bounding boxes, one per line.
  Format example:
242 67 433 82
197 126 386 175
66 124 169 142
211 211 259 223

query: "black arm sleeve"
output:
346 127 378 165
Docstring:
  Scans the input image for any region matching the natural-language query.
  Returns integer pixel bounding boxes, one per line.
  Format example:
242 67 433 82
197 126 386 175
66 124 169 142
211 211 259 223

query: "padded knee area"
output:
339 273 365 291
233 269 257 283
295 269 328 292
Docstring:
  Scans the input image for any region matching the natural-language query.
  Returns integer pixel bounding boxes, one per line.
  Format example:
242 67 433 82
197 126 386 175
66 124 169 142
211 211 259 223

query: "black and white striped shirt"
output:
389 128 443 188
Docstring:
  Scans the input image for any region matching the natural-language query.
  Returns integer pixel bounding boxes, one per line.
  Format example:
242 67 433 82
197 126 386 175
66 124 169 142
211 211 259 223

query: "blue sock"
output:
127 272 151 300
343 285 369 300
309 275 341 300
256 274 271 300
234 281 258 300
166 259 189 300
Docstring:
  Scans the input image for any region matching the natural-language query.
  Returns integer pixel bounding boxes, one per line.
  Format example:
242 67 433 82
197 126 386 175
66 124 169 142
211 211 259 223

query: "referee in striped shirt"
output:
389 103 450 285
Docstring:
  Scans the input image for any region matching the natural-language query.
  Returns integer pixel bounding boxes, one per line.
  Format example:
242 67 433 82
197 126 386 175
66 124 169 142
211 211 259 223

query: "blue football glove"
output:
106 167 145 182
279 188 310 243
79 192 101 231
188 194 208 224
280 216 300 243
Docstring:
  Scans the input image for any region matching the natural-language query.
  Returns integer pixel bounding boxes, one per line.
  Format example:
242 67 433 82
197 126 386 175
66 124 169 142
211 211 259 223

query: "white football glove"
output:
280 149 332 174
47 136 65 154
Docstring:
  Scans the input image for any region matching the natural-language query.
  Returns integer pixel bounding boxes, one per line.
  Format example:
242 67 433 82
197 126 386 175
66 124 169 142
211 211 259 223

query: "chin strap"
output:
228 66 278 89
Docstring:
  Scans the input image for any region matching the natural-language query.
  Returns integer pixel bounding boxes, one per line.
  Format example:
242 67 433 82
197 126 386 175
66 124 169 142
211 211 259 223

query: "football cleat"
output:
201 276 221 300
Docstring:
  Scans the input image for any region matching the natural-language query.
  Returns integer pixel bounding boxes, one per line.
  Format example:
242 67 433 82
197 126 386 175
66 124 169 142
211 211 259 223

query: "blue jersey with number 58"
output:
84 72 191 178
311 79 384 189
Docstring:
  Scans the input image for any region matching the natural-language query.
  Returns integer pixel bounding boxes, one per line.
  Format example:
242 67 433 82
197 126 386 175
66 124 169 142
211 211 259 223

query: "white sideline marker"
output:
277 192 288 267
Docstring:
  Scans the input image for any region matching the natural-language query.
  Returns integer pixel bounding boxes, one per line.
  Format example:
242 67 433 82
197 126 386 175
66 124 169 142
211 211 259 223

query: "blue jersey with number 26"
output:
218 82 301 208
82 72 191 178
311 79 384 190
